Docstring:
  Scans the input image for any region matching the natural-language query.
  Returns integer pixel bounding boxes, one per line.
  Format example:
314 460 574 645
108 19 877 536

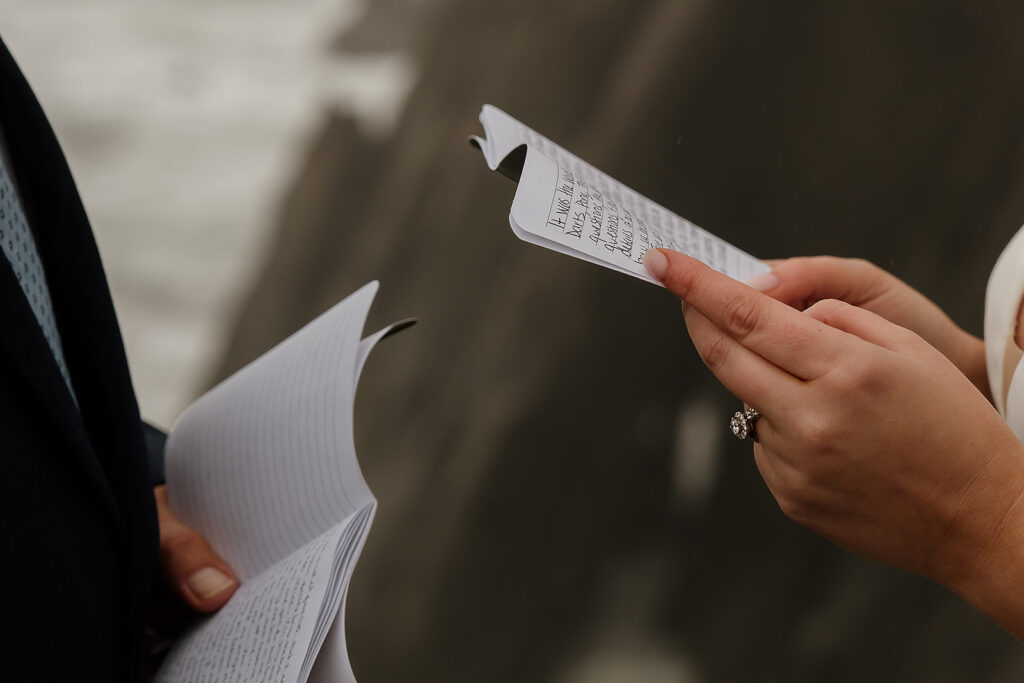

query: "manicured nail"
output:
187 567 236 600
643 249 669 281
747 271 779 291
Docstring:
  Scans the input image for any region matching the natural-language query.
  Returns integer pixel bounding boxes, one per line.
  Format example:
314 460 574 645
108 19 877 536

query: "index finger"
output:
644 248 848 380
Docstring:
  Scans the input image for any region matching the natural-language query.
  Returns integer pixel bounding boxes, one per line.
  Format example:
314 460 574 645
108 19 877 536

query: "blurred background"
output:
5 0 1024 680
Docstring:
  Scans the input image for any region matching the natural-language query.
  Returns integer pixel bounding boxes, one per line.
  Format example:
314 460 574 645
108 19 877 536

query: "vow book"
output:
156 282 408 683
470 104 769 284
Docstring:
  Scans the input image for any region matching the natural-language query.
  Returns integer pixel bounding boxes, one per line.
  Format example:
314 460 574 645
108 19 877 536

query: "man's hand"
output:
749 256 990 398
147 486 238 675
154 485 237 612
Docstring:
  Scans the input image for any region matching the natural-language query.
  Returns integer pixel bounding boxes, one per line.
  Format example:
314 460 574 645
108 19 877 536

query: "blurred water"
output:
0 0 413 426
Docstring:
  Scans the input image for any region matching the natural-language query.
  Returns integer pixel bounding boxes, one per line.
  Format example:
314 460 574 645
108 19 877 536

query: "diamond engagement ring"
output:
730 408 760 441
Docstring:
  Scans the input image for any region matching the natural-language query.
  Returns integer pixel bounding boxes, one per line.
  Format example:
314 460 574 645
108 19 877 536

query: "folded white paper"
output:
471 105 769 285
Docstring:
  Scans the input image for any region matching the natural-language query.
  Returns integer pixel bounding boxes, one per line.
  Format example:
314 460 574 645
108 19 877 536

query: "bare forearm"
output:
933 438 1024 640
953 332 991 401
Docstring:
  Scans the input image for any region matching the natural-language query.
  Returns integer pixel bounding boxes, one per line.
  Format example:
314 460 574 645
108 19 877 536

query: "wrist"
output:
940 437 1024 639
953 332 990 401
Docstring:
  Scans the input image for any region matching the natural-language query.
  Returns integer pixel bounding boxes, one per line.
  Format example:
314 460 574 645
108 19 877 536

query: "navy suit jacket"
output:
0 38 159 682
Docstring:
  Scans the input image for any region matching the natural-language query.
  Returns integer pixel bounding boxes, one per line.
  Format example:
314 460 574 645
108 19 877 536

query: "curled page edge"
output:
304 315 414 681
354 317 416 385
469 137 525 182
306 316 415 682
469 104 533 179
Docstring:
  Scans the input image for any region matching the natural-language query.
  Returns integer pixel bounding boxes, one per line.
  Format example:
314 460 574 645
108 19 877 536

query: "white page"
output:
471 105 769 284
164 282 381 581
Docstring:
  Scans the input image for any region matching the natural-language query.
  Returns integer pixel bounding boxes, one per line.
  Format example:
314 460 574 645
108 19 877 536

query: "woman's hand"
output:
644 248 1024 639
750 256 989 398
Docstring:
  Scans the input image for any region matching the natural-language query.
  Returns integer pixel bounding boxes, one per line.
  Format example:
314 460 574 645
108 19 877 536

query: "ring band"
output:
730 408 760 441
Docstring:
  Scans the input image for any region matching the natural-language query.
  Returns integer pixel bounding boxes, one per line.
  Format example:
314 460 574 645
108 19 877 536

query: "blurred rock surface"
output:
0 0 413 426
216 1 1024 681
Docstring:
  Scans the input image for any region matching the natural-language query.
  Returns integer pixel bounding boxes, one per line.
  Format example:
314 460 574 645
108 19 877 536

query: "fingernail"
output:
187 567 236 600
643 249 669 282
747 271 779 291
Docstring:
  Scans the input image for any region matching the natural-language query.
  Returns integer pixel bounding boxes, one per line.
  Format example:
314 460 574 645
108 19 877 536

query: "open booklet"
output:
156 282 410 683
470 104 769 284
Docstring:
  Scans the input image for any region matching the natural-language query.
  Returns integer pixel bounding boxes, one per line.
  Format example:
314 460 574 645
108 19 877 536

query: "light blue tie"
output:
0 151 76 399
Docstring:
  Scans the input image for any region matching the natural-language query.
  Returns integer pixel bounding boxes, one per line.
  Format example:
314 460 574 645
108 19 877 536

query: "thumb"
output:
154 485 238 613
752 256 887 310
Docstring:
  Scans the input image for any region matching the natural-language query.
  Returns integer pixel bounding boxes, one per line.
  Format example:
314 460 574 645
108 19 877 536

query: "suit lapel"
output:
0 251 113 479
0 38 157 627
0 56 126 533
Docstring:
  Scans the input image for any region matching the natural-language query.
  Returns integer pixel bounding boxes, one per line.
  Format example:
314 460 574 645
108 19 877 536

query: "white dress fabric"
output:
985 224 1024 440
